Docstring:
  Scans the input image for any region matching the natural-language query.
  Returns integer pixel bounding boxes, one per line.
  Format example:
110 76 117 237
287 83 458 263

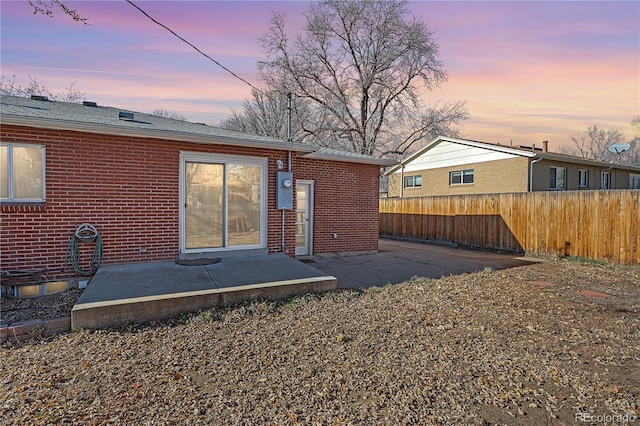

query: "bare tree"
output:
152 108 187 121
631 115 640 139
561 124 638 165
220 87 320 142
254 0 468 157
28 0 89 24
1 74 85 103
220 88 292 139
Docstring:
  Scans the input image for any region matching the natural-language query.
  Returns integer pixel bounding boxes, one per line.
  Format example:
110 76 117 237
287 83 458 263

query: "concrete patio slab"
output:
71 238 538 329
75 262 217 304
72 253 337 329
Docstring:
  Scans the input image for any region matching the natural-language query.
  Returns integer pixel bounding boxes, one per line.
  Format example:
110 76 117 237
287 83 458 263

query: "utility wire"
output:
125 0 261 93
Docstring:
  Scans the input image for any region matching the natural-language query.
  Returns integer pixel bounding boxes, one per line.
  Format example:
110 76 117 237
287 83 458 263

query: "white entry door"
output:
295 181 314 256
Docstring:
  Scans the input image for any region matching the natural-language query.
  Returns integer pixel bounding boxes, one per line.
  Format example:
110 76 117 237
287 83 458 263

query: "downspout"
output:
400 165 405 199
529 155 543 192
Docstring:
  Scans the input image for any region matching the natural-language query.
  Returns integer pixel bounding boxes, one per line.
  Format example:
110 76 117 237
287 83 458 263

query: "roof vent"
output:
119 111 135 121
30 95 49 101
83 101 98 107
519 144 542 152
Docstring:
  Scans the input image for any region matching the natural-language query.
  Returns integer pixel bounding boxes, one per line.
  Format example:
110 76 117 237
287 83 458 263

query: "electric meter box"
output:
277 171 293 210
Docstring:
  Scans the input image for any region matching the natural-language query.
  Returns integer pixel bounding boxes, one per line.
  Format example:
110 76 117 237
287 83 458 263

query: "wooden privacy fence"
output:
379 190 639 265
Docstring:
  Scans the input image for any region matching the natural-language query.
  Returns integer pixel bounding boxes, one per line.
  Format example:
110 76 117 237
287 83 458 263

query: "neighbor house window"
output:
404 175 422 188
601 171 611 189
0 143 45 201
578 169 589 188
630 173 640 189
449 169 474 185
549 166 566 190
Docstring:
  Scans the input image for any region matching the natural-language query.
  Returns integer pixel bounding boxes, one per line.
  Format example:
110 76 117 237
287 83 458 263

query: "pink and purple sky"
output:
1 1 638 151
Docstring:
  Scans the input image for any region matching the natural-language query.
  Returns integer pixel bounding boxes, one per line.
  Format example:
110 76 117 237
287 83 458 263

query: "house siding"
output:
1 125 380 281
532 159 636 191
388 156 529 197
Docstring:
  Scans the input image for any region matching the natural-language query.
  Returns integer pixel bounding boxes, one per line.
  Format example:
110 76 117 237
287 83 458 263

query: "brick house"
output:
1 95 395 286
385 136 640 198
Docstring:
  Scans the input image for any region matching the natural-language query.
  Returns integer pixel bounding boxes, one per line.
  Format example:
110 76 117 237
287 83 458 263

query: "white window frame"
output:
449 169 474 185
0 143 46 202
549 166 567 190
179 152 268 254
578 169 589 188
601 171 612 189
403 175 422 188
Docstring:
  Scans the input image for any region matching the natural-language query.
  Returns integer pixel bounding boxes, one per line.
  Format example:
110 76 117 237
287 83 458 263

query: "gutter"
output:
529 155 543 192
1 115 317 153
302 151 397 166
3 115 399 167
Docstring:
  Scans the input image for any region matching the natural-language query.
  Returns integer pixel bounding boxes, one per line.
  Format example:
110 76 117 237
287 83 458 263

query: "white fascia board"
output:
303 151 398 166
1 115 317 153
541 153 640 172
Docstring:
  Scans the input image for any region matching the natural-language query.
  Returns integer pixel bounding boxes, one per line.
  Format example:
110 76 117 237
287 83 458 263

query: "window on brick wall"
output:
0 143 45 201
403 175 422 188
578 169 589 188
549 166 566 190
449 169 474 185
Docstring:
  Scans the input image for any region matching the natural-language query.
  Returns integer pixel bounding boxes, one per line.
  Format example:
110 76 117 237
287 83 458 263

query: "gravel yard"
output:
1 258 639 425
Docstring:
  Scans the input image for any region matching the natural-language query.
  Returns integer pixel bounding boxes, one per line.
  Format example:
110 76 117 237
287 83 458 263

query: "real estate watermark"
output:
575 412 638 423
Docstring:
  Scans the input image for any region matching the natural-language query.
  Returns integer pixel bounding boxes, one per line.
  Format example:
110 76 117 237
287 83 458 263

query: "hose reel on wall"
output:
65 223 103 275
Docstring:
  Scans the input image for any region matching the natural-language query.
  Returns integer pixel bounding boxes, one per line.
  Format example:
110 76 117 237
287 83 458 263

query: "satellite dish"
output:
608 142 630 154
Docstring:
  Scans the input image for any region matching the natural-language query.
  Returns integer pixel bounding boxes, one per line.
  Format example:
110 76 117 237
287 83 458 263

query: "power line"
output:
125 0 261 93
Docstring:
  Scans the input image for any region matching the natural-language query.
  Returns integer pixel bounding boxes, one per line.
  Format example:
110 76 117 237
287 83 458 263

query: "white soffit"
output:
398 141 522 173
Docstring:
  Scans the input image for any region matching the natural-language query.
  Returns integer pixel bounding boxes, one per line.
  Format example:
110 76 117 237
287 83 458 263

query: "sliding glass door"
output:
181 153 266 253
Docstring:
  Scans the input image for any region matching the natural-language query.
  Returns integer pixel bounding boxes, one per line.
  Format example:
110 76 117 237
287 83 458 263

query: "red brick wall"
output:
1 125 380 280
293 154 381 254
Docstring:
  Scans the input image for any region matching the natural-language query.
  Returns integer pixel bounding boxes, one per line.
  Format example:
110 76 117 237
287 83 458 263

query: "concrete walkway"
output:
306 238 536 289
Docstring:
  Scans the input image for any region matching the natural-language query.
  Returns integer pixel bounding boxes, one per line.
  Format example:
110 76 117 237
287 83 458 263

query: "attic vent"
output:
83 101 98 107
119 111 135 121
30 95 49 101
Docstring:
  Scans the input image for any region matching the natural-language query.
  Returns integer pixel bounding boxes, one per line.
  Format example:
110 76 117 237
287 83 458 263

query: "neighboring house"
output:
1 95 395 284
385 136 640 197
